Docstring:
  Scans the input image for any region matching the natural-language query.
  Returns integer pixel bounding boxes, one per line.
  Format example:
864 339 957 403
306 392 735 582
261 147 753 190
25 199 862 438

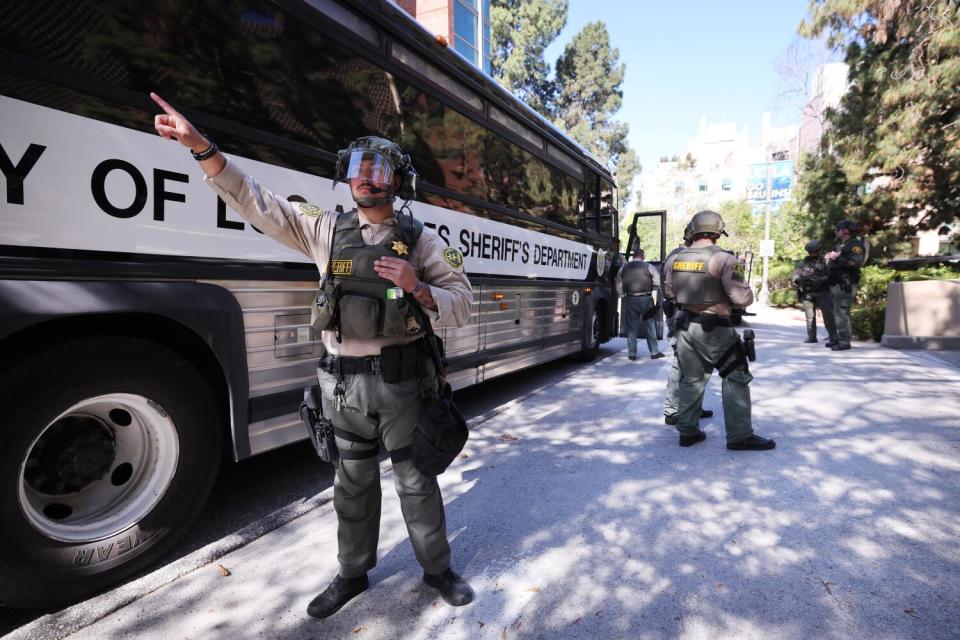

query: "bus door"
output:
624 210 667 339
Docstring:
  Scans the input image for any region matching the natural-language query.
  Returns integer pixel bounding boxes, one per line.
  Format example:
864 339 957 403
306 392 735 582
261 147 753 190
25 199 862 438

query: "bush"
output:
852 304 885 341
768 287 798 307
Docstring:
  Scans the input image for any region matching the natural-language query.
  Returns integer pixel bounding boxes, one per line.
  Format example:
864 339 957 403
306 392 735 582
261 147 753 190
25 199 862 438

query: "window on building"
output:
698 180 708 193
454 0 479 66
482 0 492 74
721 178 732 191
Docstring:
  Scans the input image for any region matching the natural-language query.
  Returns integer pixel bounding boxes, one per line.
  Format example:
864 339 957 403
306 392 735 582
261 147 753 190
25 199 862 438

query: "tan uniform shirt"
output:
205 158 473 357
664 240 753 317
615 260 660 298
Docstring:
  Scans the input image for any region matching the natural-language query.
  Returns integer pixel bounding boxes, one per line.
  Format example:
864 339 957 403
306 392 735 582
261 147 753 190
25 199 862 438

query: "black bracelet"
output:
191 140 218 161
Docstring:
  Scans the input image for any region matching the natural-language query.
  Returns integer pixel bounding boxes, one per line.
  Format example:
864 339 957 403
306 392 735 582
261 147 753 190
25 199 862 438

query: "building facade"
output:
396 0 492 74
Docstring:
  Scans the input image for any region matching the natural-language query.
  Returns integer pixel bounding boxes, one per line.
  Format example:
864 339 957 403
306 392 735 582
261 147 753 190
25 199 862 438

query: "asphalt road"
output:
0 341 623 636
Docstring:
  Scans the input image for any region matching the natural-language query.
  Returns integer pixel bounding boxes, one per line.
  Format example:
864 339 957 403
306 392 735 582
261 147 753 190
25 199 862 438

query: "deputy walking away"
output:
664 210 775 450
791 240 838 345
825 219 868 351
151 93 475 618
616 248 665 360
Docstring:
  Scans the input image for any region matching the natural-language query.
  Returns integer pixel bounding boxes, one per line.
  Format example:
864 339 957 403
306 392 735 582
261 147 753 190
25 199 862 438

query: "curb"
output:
6 347 622 640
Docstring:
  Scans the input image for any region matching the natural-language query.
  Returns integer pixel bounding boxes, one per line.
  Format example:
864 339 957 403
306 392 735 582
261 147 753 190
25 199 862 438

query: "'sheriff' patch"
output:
443 247 464 270
673 260 705 272
331 260 353 275
297 203 324 218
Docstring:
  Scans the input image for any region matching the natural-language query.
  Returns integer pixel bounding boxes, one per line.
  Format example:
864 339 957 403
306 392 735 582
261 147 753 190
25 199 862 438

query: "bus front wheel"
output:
0 337 221 608
577 305 602 362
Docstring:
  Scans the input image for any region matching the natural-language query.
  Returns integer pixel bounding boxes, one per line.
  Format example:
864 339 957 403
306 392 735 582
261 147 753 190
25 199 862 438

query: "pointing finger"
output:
150 92 181 118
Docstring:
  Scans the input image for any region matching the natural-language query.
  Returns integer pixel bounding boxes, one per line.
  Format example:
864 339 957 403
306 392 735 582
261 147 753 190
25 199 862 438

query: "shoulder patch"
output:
852 245 863 254
442 247 464 270
731 261 746 281
297 203 325 218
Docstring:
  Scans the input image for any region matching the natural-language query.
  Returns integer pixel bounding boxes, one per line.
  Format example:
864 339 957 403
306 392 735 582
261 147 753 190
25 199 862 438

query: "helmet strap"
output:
353 192 396 208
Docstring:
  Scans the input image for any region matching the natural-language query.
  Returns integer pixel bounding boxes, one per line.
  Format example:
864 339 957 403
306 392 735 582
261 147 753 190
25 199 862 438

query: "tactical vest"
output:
796 258 829 290
312 210 424 339
671 245 726 306
621 261 654 294
830 237 867 284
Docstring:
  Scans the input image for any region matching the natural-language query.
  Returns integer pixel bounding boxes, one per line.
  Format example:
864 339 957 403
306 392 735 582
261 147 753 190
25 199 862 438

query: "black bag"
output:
408 305 469 477
411 380 468 477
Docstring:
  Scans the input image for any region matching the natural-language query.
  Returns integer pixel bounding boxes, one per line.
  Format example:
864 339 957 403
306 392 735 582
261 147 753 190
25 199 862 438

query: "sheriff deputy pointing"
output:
151 93 475 619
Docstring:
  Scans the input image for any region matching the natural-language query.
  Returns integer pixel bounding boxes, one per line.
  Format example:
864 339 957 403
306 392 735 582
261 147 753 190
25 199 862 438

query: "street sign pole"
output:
758 160 772 304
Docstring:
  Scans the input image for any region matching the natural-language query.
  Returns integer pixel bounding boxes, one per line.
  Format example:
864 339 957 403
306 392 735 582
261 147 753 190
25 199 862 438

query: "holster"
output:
299 385 337 462
642 304 657 321
668 310 690 337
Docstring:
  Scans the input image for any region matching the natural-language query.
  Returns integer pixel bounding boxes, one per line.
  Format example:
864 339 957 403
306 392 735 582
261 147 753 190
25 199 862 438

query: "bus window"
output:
599 178 618 238
581 172 600 232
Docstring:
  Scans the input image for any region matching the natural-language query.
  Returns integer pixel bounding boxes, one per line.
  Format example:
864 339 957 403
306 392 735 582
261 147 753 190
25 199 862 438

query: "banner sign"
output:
0 96 593 280
745 161 794 202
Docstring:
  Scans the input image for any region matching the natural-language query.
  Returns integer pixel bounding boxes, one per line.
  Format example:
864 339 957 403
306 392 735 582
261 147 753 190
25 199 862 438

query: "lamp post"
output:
757 150 788 305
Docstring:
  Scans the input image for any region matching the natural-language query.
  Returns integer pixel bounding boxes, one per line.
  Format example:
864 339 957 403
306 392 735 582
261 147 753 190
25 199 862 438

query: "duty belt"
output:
626 292 652 297
319 354 383 375
688 313 733 327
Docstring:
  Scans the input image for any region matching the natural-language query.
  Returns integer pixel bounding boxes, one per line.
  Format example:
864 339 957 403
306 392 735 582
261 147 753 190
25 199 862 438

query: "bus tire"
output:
0 337 221 608
577 305 601 362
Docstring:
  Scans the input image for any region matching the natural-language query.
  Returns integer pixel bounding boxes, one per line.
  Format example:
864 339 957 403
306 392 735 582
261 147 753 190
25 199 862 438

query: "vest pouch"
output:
310 290 336 332
382 298 422 337
337 294 381 339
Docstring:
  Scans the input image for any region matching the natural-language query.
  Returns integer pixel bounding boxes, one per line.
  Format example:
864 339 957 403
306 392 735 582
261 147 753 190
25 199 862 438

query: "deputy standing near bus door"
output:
616 248 665 361
664 210 775 451
150 93 475 618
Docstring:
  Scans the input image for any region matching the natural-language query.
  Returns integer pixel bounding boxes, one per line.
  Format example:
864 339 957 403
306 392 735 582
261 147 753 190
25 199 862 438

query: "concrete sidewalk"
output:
11 307 960 640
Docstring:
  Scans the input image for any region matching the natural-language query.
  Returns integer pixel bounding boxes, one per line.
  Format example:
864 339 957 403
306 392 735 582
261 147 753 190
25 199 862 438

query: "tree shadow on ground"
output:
68 312 960 640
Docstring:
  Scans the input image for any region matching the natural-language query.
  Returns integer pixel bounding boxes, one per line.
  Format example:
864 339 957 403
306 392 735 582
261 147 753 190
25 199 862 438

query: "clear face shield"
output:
344 150 394 189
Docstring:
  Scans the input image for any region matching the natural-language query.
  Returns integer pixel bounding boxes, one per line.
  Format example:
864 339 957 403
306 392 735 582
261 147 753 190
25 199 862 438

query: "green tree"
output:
799 0 960 254
491 5 640 208
490 0 567 113
553 22 640 206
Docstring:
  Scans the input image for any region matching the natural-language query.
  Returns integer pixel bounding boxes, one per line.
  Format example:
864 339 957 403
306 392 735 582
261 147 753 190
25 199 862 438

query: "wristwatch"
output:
410 281 426 295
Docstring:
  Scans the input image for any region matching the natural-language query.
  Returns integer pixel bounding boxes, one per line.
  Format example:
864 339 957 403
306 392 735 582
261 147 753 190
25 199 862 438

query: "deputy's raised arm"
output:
151 92 226 178
150 92 323 261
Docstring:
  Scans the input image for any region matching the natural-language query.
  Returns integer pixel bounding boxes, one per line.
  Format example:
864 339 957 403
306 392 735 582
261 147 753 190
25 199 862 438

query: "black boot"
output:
423 569 475 606
700 409 714 419
804 337 817 343
664 413 678 425
307 574 369 619
679 430 706 447
726 435 776 451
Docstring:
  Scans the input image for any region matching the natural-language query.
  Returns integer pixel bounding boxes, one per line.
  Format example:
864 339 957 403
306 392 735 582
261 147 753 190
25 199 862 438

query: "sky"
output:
543 0 816 176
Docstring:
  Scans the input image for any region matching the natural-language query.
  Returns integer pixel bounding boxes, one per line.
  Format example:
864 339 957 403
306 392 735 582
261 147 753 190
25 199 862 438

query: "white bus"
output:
0 0 621 606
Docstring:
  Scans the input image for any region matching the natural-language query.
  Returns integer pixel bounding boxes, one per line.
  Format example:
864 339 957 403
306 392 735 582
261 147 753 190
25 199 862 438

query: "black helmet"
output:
334 136 417 207
836 219 859 233
689 210 727 237
804 240 822 253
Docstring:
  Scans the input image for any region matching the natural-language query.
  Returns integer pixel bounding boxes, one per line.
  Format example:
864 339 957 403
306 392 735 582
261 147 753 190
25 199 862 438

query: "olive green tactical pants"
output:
830 284 857 347
663 336 709 417
317 364 451 579
676 322 753 443
802 290 837 342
